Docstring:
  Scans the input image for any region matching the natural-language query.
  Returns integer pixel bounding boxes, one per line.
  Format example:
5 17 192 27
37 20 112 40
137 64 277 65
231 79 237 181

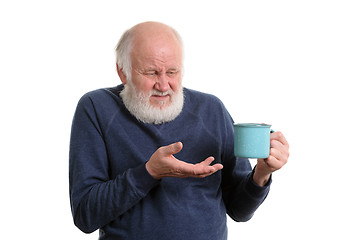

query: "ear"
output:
116 63 128 84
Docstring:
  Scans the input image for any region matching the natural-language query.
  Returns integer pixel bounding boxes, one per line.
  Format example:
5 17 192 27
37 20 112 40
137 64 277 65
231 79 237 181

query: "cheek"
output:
169 77 182 92
132 76 155 93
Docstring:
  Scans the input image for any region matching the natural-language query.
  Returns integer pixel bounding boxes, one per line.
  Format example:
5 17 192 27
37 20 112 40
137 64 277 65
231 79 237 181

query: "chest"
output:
103 113 223 179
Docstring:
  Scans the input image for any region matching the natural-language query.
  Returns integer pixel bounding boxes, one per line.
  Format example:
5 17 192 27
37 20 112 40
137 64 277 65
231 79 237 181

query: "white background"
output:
1 0 360 239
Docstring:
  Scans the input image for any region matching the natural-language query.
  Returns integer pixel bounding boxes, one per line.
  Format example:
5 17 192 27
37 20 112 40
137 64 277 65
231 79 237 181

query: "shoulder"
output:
80 85 122 102
77 85 123 107
184 88 224 105
184 88 227 112
72 85 127 128
73 85 126 121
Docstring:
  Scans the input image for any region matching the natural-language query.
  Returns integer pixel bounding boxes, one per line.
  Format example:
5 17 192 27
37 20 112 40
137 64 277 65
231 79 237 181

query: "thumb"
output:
163 142 183 156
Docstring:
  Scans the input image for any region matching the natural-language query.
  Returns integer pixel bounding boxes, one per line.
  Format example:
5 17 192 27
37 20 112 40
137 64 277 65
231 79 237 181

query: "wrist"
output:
253 165 271 187
145 161 161 180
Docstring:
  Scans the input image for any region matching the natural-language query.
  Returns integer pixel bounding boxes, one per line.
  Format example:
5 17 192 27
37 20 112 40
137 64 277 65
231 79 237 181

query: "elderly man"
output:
69 21 289 240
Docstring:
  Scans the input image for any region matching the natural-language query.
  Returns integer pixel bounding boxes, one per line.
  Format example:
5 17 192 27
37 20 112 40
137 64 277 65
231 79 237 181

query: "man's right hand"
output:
145 142 223 180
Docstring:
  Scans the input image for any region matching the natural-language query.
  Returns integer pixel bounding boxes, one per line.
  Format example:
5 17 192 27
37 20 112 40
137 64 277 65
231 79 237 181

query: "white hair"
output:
115 28 134 80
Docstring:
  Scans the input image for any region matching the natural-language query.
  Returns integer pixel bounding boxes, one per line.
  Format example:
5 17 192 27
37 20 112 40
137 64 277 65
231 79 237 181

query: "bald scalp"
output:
115 21 183 81
130 22 183 60
130 21 182 46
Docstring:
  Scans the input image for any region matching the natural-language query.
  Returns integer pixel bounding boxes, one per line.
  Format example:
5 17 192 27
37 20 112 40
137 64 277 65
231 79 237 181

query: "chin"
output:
120 83 184 124
151 101 170 108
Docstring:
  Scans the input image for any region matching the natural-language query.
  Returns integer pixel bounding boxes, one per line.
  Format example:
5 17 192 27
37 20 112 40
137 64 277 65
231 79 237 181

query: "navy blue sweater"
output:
69 85 270 240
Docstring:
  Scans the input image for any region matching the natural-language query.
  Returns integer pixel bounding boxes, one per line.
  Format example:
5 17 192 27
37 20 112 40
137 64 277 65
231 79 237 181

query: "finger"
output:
162 142 183 156
269 148 286 163
271 140 289 154
197 164 224 177
267 146 288 172
270 131 289 147
196 160 223 175
201 157 223 172
264 155 284 170
270 139 290 160
201 156 216 166
176 160 222 177
198 157 223 171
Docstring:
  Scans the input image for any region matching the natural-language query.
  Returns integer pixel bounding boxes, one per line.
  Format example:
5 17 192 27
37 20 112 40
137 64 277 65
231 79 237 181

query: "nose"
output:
154 74 170 92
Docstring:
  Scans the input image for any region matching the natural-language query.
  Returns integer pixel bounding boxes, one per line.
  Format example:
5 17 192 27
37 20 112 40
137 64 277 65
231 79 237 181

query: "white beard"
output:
120 82 184 124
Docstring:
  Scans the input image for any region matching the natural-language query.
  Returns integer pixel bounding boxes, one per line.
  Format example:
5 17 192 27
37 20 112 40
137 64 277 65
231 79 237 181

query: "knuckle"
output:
172 167 182 175
157 146 166 154
276 131 284 138
270 148 277 155
272 131 284 140
270 140 279 146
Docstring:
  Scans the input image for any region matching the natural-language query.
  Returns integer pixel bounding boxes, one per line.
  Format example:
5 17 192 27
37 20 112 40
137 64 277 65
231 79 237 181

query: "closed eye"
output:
167 69 179 76
144 70 157 76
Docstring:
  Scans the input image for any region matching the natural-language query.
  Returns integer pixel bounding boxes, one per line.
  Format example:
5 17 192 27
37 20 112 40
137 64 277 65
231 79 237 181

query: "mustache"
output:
145 89 175 97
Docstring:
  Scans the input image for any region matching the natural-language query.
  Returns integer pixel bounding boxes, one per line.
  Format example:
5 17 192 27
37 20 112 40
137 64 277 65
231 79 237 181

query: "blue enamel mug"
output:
234 123 273 159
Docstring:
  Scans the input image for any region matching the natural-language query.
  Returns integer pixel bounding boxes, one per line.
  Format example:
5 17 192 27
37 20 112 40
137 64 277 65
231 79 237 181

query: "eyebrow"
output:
143 66 180 72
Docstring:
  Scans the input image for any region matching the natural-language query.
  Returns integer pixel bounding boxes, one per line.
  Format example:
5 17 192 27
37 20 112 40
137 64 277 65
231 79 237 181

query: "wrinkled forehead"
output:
134 34 181 56
131 39 182 72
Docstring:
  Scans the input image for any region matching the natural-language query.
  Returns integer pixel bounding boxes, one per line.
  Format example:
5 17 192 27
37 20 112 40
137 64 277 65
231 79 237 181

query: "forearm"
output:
253 166 271 187
224 168 271 222
69 95 162 232
70 164 159 233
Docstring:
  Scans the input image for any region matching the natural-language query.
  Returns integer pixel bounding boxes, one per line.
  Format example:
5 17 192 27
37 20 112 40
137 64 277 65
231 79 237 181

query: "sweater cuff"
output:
128 163 160 197
246 166 272 199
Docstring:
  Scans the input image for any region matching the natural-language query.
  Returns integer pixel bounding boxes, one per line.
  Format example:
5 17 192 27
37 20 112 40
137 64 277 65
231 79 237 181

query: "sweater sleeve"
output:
69 94 160 233
220 105 271 222
222 159 271 222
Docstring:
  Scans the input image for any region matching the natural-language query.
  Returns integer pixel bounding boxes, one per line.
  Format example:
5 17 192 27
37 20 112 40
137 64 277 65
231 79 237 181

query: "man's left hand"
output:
253 131 290 186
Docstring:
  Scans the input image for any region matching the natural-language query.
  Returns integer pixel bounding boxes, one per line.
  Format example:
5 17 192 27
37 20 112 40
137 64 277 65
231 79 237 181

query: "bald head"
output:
115 22 183 81
131 21 182 44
